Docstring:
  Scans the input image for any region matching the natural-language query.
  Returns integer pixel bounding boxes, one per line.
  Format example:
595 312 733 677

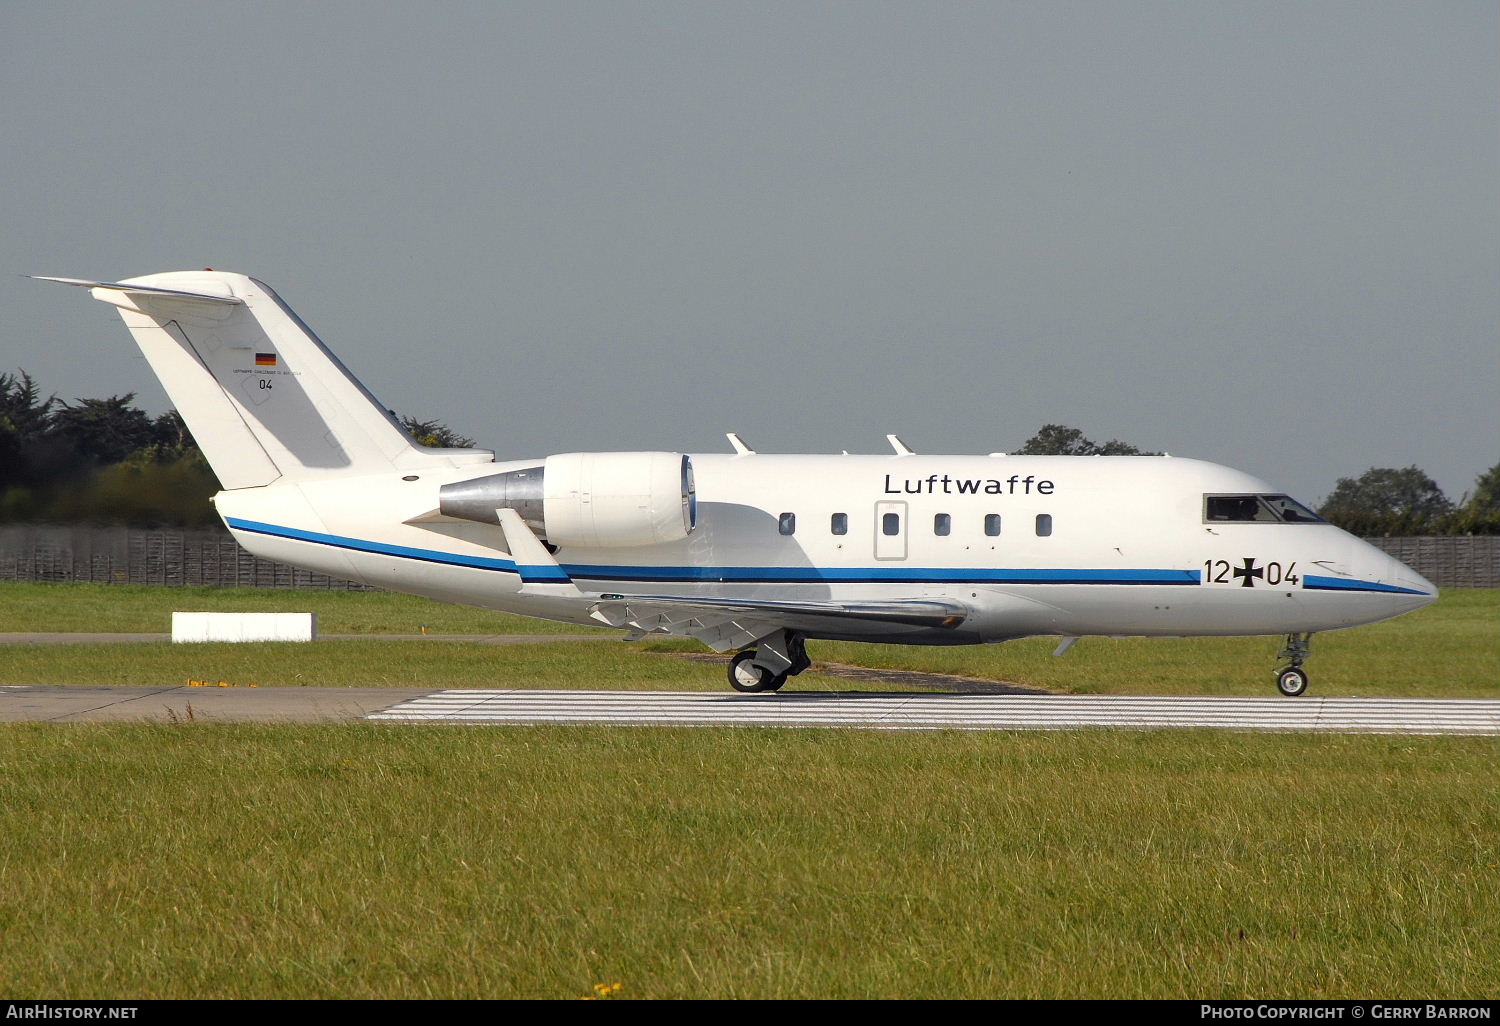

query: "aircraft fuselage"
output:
216 452 1433 645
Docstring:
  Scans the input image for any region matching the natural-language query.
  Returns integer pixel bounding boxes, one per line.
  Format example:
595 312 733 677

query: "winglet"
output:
30 275 244 305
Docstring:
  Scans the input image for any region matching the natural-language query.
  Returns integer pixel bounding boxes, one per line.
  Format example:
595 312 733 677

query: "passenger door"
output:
874 501 907 560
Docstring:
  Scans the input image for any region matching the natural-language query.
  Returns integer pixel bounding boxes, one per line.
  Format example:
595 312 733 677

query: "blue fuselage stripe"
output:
224 518 1401 593
564 565 1199 584
1302 575 1428 596
228 517 520 571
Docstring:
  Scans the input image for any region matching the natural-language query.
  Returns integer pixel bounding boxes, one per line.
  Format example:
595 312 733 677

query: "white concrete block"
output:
171 612 318 643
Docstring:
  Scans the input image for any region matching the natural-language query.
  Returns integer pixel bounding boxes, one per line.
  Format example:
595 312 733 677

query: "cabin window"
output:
1204 494 1324 524
1035 513 1052 537
984 514 1002 537
934 513 951 536
882 512 901 536
778 512 796 535
831 512 848 535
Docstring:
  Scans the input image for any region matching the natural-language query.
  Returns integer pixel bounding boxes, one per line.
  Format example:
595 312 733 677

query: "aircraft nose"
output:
1316 539 1439 626
1376 549 1439 613
1389 556 1437 602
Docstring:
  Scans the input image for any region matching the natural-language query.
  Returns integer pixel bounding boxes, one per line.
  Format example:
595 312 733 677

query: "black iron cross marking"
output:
1232 558 1264 588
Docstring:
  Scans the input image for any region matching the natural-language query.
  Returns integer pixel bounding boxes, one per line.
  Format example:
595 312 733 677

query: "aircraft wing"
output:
589 593 970 652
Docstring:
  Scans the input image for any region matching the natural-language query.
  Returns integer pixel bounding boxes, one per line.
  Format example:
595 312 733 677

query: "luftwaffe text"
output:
883 474 1055 496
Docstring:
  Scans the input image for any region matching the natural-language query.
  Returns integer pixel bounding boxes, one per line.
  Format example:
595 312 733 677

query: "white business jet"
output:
35 271 1437 696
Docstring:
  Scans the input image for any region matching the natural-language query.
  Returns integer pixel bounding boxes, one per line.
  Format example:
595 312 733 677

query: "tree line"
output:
1 376 1494 535
0 372 218 527
0 371 472 529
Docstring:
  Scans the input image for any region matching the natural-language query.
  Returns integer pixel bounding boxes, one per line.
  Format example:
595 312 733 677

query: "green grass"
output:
2 584 1495 998
0 725 1493 999
0 638 851 692
0 581 609 635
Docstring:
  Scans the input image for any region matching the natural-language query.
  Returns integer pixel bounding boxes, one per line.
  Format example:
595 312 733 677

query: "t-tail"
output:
32 272 493 488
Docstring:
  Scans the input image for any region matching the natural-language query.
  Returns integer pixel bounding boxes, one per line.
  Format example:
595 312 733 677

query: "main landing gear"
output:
1275 632 1313 697
727 630 812 693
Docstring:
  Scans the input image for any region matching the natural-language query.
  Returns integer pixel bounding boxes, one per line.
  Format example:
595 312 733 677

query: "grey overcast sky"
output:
3 1 1495 504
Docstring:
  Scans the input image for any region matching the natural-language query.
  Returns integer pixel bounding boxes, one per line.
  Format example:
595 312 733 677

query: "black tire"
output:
729 650 778 693
1276 666 1309 697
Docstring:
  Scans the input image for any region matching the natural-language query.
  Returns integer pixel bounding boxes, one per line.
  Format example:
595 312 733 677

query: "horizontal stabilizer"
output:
30 276 243 305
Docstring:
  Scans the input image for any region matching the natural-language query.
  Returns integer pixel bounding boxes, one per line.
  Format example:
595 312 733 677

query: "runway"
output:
0 685 430 722
368 689 1500 735
7 633 1489 734
4 685 1496 733
0 632 612 646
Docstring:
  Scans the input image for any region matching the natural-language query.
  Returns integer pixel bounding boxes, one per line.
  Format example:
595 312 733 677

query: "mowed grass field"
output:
0 581 608 635
0 583 1495 998
0 582 1493 697
1 725 1495 999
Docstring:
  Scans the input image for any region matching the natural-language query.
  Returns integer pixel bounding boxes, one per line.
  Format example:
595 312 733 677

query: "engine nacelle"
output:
439 452 696 548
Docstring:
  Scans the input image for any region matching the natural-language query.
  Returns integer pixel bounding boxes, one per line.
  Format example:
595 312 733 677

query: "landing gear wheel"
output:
1273 633 1313 697
728 650 788 693
1276 666 1308 698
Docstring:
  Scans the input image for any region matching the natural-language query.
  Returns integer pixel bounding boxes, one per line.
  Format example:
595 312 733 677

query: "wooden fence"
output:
0 525 370 590
0 525 1495 590
1363 535 1499 590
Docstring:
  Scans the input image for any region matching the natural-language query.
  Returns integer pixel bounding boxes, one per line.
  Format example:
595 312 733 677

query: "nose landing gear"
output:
1275 633 1312 697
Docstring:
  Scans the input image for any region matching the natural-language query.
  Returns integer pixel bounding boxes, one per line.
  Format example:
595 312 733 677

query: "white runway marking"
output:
368 690 1500 735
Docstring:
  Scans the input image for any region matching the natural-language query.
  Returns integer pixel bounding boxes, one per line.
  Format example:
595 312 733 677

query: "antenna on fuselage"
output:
726 432 756 455
886 434 914 456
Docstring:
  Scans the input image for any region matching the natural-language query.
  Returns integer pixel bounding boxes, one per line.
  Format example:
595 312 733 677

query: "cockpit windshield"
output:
1204 494 1324 524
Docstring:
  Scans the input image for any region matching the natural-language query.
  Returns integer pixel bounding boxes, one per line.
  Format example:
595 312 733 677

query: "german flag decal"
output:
255 353 277 367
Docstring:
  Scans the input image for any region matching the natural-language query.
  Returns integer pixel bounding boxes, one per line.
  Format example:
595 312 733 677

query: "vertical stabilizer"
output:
37 272 491 488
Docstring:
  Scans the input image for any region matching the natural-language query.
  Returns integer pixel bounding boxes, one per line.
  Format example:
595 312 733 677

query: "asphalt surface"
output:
0 684 431 722
0 632 612 645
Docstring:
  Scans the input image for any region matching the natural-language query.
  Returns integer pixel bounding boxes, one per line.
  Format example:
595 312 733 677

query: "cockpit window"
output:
1260 495 1323 523
1206 495 1269 522
1204 494 1324 524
